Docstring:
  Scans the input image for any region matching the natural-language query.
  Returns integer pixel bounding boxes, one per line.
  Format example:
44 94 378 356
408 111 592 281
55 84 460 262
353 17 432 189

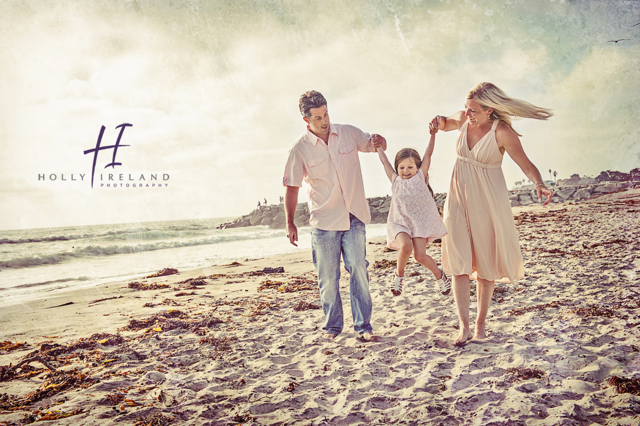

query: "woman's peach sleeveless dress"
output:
442 119 524 283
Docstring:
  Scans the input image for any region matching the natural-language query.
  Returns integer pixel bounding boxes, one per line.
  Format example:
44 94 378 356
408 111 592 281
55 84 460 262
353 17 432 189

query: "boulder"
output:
270 211 286 229
510 199 521 207
249 213 263 226
592 184 618 194
519 195 534 206
572 188 593 200
556 187 576 200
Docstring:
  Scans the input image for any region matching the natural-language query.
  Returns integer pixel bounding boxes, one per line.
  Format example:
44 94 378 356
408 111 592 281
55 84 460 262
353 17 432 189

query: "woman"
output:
432 82 553 346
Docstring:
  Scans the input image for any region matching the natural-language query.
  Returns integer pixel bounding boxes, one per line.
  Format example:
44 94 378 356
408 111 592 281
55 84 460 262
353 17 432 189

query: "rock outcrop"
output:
218 181 637 230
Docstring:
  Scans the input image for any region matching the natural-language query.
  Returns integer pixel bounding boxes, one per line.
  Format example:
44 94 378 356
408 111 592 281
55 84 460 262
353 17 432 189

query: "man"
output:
282 90 386 341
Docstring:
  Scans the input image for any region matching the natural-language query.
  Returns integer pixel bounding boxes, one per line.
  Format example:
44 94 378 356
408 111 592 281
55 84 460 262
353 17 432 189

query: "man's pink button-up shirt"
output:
283 123 375 231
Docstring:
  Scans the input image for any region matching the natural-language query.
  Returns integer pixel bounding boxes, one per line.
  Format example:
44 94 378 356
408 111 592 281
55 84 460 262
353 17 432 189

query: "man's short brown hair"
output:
299 90 327 119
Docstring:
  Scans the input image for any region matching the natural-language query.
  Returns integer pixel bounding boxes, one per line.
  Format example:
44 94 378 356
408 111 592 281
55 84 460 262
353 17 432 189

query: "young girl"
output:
377 122 450 296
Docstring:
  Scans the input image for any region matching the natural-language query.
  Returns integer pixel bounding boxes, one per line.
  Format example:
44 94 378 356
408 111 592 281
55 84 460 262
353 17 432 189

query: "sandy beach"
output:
1 189 639 425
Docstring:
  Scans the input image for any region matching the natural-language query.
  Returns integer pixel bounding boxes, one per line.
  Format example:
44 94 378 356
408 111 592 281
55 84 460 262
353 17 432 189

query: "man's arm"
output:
285 185 300 246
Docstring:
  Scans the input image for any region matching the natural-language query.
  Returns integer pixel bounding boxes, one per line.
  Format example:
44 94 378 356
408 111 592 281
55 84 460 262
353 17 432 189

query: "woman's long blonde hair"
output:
467 82 553 136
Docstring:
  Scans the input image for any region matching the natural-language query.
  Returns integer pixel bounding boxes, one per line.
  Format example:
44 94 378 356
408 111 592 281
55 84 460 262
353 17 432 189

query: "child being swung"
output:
377 121 450 296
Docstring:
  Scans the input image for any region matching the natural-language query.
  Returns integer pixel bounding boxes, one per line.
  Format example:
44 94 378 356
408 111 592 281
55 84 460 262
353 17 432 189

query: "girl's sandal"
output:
437 268 451 295
391 272 403 296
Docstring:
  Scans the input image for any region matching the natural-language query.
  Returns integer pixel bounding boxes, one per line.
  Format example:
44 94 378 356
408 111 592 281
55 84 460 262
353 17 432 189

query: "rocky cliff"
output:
217 181 636 230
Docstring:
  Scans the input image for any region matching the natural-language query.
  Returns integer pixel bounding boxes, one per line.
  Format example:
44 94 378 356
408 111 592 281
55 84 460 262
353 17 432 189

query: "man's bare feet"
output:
454 329 473 346
357 332 377 342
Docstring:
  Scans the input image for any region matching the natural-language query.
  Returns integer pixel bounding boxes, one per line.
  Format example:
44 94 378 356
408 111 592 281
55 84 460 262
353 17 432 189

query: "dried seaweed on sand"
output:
606 375 640 396
508 300 570 316
293 301 320 311
506 367 545 382
134 412 176 426
122 310 223 333
0 341 29 354
199 336 235 359
258 275 316 293
570 306 616 318
0 369 97 410
128 282 171 291
145 268 179 278
373 259 397 269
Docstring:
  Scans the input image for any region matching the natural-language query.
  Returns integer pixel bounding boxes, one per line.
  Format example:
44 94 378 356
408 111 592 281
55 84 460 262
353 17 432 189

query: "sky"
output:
1 0 639 231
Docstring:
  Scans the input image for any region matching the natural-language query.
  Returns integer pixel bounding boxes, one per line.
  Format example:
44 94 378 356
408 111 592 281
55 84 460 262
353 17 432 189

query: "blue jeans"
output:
311 214 373 335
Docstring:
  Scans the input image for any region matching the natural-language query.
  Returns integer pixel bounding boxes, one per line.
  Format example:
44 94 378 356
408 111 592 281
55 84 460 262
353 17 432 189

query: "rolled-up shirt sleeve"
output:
353 127 374 152
283 149 304 187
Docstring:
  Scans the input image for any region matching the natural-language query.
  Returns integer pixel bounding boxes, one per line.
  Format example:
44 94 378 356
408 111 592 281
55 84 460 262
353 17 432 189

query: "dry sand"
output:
1 189 639 425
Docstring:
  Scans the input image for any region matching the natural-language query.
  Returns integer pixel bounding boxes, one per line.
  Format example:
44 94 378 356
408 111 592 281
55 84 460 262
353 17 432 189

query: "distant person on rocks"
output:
376 120 450 297
432 82 553 346
264 198 267 205
283 90 387 341
257 201 261 208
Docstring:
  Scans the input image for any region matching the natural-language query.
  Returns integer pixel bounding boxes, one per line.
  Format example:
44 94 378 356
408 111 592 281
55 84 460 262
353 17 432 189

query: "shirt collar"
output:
306 124 338 146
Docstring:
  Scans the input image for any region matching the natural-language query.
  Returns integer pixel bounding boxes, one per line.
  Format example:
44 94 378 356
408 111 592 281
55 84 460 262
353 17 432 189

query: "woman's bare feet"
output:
454 329 473 346
474 325 487 340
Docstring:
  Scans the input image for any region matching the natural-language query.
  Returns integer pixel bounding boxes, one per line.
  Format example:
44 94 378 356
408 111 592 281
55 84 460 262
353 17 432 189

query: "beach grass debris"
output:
570 305 616 318
24 408 84 422
373 259 397 269
145 268 179 278
0 369 98 410
285 381 300 392
508 300 570 316
174 291 196 297
198 336 235 359
606 375 640 396
0 340 29 354
257 280 286 291
506 367 545 382
231 413 255 424
134 412 176 426
122 310 222 333
144 299 182 308
128 282 171 291
293 301 320 311
88 295 123 305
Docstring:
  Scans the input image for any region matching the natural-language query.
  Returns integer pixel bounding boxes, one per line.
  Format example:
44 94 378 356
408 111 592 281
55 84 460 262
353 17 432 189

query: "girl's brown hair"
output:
394 148 435 199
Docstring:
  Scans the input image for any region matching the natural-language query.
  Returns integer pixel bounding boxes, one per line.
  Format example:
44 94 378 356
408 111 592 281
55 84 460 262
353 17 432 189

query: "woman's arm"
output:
496 124 553 206
430 111 467 132
377 147 395 182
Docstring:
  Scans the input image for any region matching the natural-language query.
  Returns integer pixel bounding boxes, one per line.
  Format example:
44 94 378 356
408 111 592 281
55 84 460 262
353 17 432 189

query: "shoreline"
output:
1 190 639 425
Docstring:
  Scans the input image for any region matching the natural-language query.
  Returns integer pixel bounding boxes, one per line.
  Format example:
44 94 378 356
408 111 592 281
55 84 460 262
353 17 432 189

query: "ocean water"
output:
0 218 388 306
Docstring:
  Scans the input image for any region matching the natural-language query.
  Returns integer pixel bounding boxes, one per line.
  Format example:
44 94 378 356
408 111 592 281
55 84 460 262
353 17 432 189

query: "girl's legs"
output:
452 274 473 346
393 233 413 276
474 278 495 339
411 238 443 279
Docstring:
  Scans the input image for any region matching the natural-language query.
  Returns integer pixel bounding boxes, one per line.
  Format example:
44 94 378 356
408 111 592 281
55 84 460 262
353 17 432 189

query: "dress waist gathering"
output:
456 155 501 169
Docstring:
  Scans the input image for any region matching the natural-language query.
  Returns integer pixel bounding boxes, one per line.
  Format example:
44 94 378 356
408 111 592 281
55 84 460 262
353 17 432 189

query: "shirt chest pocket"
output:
339 144 358 166
306 156 329 179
